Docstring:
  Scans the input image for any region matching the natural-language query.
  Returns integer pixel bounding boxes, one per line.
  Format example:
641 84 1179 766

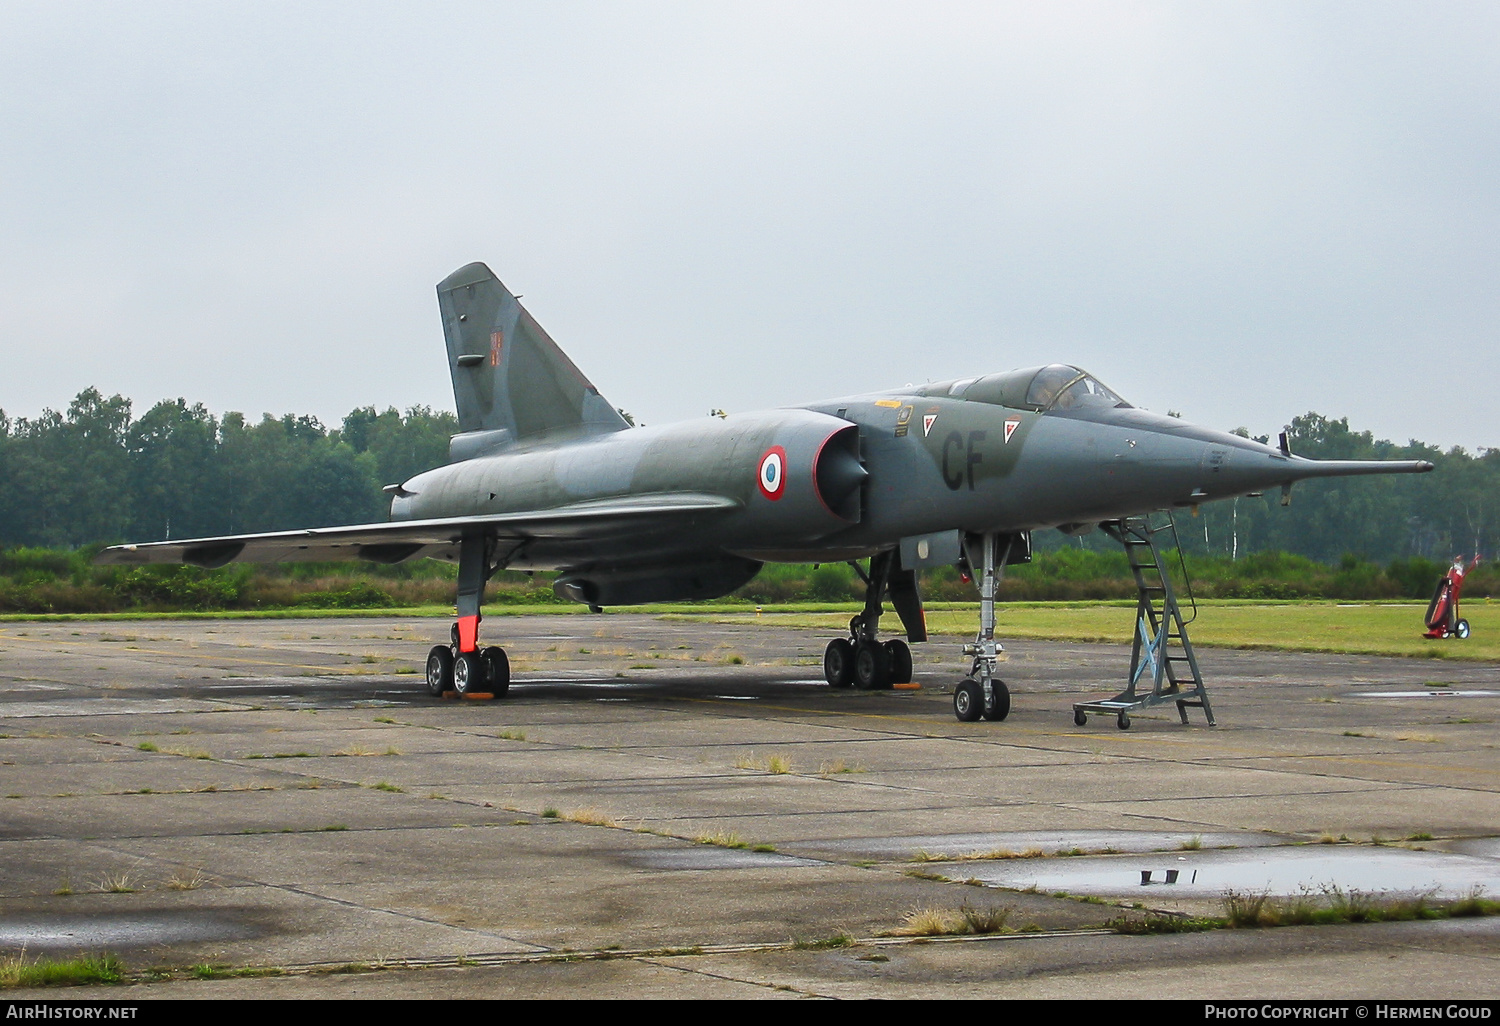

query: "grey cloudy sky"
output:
1 1 1496 450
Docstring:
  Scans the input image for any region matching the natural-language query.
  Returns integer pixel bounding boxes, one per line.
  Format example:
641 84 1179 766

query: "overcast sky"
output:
1 1 1496 450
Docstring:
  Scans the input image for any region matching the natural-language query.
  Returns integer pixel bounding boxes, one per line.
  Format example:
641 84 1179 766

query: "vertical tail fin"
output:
436 262 628 441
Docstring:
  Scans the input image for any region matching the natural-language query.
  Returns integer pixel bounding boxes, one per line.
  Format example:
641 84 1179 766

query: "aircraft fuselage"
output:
390 386 1381 578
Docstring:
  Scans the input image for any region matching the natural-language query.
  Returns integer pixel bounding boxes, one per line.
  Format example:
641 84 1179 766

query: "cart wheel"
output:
1456 619 1471 640
1073 709 1087 727
1117 711 1131 730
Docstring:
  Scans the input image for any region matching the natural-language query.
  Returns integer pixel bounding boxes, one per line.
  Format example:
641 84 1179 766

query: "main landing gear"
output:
951 532 1014 723
822 550 917 691
424 529 512 699
426 626 511 698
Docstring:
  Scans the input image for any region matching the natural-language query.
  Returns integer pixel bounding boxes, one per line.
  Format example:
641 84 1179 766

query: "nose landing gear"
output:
951 532 1014 722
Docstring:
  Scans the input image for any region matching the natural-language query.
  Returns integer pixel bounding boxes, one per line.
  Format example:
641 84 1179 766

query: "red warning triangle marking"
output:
1004 418 1020 443
922 414 938 437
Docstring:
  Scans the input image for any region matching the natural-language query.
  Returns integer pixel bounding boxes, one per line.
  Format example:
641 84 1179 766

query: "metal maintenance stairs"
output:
1072 514 1215 729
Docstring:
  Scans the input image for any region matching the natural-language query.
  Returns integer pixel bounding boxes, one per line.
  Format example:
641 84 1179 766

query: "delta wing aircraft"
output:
98 263 1432 723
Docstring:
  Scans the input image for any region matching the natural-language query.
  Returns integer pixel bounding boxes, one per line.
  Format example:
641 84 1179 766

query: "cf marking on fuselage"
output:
941 431 987 491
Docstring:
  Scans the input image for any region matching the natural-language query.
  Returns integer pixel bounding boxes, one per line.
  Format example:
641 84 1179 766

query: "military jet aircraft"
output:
97 262 1433 721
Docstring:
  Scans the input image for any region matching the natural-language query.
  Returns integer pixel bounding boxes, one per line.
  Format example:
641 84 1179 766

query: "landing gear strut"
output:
428 529 511 699
822 550 917 690
952 532 1012 723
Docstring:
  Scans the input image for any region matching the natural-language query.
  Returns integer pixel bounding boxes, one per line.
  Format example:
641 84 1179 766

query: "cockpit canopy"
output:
1022 365 1130 411
918 364 1131 413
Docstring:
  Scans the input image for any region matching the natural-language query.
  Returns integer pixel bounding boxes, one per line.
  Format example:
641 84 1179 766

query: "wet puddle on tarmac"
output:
0 911 255 950
624 848 824 871
955 845 1500 898
792 830 1500 899
800 829 1279 861
0 698 230 717
1347 690 1499 699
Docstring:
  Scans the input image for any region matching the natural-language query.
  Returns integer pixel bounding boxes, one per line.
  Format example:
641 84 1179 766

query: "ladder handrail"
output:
1160 512 1198 626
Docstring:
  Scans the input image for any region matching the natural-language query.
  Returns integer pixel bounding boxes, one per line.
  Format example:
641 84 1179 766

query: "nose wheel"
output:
954 676 1010 721
950 532 1017 723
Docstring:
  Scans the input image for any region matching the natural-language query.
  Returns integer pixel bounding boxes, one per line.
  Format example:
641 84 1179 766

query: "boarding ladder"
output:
1071 514 1215 729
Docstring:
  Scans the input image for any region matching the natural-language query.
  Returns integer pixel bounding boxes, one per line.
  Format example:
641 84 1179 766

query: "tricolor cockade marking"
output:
757 446 787 500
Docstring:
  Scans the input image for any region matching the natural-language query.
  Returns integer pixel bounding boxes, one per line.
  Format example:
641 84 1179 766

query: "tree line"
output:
0 391 1492 566
0 389 456 548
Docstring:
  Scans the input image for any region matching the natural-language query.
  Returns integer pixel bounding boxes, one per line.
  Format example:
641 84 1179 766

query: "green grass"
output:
694 830 749 849
669 600 1500 662
1107 887 1500 935
790 933 855 950
0 953 123 988
189 964 285 980
6 597 1494 661
884 905 1013 937
1109 913 1223 934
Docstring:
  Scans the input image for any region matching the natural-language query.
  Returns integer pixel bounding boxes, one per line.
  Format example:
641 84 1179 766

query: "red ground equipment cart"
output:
1424 555 1479 639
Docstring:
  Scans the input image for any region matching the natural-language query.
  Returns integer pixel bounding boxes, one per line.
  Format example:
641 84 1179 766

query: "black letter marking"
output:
941 432 964 490
966 431 986 490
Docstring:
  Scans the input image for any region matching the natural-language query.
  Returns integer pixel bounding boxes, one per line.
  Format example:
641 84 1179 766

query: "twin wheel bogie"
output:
426 643 511 698
952 677 1010 722
823 637 913 690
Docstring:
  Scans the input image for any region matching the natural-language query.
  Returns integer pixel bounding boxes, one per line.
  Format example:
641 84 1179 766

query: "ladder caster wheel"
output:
1117 712 1131 730
1074 709 1087 727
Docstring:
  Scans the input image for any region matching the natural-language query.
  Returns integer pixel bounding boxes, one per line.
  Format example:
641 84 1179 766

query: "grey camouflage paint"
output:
97 263 1432 607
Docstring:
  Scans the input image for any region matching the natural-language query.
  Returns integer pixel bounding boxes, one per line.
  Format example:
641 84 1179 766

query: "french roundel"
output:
757 446 787 500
